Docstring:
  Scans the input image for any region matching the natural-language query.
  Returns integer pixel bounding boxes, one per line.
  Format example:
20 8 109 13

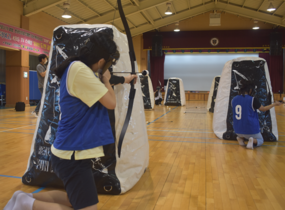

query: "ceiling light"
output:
62 9 71 18
165 3 172 15
267 2 276 12
174 22 180 32
62 1 72 19
252 20 259 30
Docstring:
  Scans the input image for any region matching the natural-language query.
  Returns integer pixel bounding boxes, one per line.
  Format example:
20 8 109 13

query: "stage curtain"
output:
150 54 165 91
259 53 283 93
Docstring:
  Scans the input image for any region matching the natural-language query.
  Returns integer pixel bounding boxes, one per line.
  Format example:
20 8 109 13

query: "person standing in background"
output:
32 54 48 117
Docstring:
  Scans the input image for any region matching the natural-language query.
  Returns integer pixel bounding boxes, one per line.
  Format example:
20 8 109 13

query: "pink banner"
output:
0 21 51 55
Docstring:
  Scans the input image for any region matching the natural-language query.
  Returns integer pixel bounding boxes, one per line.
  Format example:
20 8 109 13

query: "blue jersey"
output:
53 62 114 151
232 95 260 135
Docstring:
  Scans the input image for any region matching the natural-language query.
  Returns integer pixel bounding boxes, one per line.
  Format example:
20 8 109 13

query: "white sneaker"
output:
237 136 245 146
31 111 38 117
246 137 254 149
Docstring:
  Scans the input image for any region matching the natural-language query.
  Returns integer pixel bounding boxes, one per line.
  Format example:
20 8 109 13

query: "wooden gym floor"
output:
0 101 285 210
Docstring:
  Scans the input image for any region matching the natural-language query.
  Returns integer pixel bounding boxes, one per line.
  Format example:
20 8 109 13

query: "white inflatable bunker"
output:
164 77 186 106
23 24 149 195
139 70 154 109
213 57 278 141
207 76 220 113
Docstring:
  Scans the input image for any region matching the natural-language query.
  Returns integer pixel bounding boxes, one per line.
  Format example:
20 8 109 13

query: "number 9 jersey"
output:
232 95 260 135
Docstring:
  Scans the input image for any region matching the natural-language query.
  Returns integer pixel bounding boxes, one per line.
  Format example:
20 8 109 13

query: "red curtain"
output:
259 53 270 65
150 54 165 91
259 53 283 93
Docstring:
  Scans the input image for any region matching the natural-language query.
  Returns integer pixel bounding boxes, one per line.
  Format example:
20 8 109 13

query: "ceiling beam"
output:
127 18 137 28
257 0 265 12
128 0 135 6
102 0 116 10
129 0 153 27
242 0 247 7
24 0 65 16
125 0 151 28
128 1 285 36
185 0 190 9
129 0 156 29
216 2 285 26
113 23 123 32
24 0 37 7
56 5 86 23
272 1 285 15
74 0 101 17
129 2 215 36
85 0 173 24
155 6 163 19
171 2 177 14
132 0 140 7
142 10 155 26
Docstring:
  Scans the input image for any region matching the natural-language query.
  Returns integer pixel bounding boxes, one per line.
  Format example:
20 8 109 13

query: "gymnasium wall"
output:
143 30 285 93
29 12 67 39
0 0 22 28
143 30 285 49
132 34 148 72
0 49 5 83
0 0 66 40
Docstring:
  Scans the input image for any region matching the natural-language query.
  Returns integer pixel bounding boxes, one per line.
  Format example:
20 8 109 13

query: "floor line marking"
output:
0 116 24 121
148 135 285 142
0 175 21 179
147 127 214 131
148 139 285 147
32 187 45 194
2 131 34 134
147 129 213 133
0 124 36 133
147 127 285 134
147 107 178 126
0 121 37 125
148 135 218 140
147 129 285 137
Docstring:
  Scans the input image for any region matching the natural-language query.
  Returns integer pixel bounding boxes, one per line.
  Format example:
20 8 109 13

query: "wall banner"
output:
0 21 51 55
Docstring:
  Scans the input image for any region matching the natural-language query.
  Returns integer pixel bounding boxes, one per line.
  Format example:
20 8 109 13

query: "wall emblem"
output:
210 38 219 46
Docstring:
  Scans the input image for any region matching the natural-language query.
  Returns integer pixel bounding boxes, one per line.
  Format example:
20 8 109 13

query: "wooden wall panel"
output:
0 0 23 27
189 93 205 101
132 35 142 72
20 15 29 30
204 93 209 102
5 66 29 107
29 12 67 39
6 50 29 67
273 93 285 102
5 50 30 107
